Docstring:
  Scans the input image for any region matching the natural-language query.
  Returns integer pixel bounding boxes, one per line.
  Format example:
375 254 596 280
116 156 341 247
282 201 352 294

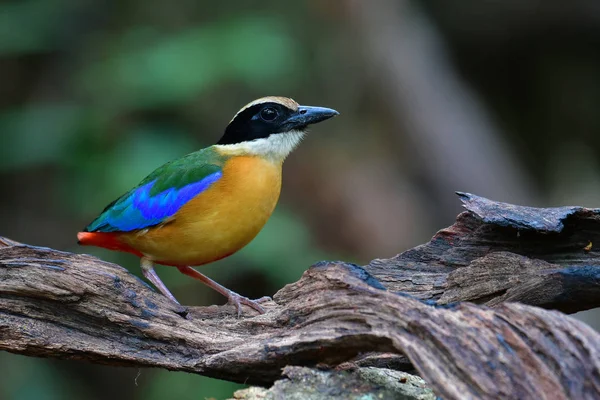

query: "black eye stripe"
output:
218 102 295 145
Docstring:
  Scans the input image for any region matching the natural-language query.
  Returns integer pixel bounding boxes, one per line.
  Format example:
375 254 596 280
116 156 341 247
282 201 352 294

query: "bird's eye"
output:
260 107 278 122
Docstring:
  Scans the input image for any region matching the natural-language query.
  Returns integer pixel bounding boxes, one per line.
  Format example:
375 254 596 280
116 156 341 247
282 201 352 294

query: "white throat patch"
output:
214 130 306 162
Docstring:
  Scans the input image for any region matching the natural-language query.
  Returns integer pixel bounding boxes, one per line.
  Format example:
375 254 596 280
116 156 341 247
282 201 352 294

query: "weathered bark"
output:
1 193 599 399
366 192 600 313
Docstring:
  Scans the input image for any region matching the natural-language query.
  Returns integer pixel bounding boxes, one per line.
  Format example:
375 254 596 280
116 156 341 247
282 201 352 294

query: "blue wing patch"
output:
87 171 222 232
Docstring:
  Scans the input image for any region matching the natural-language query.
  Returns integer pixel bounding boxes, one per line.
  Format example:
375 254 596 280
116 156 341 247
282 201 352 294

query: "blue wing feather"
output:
86 170 222 232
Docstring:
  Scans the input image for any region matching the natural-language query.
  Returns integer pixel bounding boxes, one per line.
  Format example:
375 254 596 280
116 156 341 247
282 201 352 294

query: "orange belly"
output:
116 156 282 266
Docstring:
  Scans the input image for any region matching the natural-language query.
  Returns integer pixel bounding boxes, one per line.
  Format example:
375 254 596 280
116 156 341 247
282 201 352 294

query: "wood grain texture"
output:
1 193 600 399
365 192 600 313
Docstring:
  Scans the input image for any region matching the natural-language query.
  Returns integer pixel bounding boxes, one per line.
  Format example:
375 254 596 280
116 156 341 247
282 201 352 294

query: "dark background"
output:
2 1 600 399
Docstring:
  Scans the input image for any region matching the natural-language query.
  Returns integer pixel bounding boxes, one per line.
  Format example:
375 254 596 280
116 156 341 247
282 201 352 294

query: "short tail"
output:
77 231 141 256
77 231 101 246
77 231 88 245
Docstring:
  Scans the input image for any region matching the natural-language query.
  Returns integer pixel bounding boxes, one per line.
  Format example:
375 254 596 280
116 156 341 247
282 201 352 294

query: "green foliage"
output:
0 354 86 400
142 371 245 400
0 105 84 170
0 0 79 54
77 17 298 109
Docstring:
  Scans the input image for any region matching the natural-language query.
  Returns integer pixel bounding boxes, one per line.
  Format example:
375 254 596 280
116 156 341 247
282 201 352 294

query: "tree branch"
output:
1 193 599 399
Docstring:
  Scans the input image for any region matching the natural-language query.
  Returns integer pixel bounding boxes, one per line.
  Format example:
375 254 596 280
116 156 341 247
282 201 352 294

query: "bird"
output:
77 96 338 315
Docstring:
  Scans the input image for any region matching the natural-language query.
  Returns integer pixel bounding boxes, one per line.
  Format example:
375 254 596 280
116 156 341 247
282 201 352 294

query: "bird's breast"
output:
118 156 283 266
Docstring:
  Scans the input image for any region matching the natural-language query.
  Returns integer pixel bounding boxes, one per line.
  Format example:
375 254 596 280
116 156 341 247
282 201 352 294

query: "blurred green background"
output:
2 0 600 399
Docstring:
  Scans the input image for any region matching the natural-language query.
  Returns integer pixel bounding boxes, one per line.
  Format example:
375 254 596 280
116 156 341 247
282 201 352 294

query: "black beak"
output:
283 105 339 130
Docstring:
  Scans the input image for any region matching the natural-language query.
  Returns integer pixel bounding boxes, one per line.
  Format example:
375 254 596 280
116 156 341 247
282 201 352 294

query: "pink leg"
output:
177 266 269 316
140 257 180 305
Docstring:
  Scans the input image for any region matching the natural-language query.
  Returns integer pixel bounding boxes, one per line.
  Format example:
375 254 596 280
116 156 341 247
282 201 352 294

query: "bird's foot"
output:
227 292 270 317
174 265 271 317
254 296 272 303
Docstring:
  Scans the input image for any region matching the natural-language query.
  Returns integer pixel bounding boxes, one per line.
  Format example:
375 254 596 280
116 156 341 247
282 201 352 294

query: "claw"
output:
227 291 266 317
254 296 272 304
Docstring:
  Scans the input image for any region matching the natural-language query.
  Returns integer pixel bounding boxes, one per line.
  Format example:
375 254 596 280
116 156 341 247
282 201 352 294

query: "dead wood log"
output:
366 192 600 313
1 193 599 399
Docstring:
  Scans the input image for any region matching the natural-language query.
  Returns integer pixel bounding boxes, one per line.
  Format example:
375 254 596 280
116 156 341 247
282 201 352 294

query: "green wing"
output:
84 147 227 232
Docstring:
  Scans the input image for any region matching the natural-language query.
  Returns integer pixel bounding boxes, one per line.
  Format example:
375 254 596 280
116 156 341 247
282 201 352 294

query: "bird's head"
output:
216 96 338 162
